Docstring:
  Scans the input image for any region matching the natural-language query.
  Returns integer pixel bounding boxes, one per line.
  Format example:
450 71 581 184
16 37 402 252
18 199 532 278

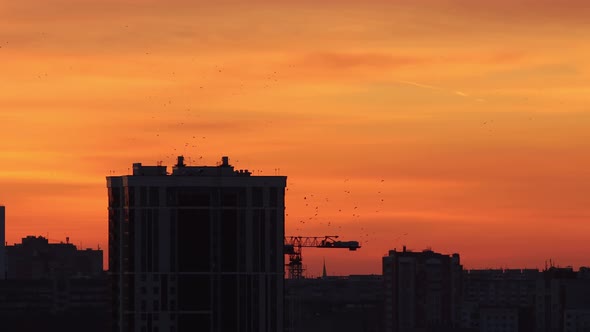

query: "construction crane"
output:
284 235 360 279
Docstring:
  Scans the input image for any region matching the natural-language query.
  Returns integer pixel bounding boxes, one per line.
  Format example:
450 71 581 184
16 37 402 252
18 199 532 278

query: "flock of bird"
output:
132 62 405 249
287 177 392 247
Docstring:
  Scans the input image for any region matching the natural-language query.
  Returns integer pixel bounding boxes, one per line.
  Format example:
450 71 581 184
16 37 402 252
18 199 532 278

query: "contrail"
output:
395 80 482 101
395 80 442 91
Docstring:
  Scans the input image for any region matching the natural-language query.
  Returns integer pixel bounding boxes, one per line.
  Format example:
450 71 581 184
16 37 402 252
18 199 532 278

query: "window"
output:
270 187 278 207
149 187 159 206
252 187 263 207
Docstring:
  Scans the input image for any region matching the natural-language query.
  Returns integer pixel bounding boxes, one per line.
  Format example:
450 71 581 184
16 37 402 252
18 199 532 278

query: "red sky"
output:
1 0 589 276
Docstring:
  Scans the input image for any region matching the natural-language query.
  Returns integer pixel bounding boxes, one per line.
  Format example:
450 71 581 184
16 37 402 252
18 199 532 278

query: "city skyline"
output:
2 0 590 276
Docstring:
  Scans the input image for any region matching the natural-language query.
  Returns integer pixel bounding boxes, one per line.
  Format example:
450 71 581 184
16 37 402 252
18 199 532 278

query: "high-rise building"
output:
0 206 5 280
107 156 286 332
382 247 462 332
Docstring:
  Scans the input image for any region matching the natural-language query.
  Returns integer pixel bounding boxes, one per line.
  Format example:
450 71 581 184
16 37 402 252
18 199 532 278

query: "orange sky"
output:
1 0 589 276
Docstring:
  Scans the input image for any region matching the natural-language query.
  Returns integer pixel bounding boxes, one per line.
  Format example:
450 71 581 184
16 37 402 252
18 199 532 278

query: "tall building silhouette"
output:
382 247 462 332
107 156 286 332
0 206 5 280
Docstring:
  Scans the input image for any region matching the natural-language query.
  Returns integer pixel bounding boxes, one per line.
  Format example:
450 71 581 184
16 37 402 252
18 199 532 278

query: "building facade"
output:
382 247 462 332
461 269 538 331
107 156 286 332
285 275 383 332
0 234 109 332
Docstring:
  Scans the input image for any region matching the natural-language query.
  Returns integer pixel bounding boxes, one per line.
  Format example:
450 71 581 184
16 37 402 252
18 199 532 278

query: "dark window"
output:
222 190 238 207
252 211 261 272
109 187 122 207
270 276 278 332
178 209 210 272
170 210 177 272
149 187 159 206
147 211 153 272
251 276 260 332
125 275 135 311
140 187 147 206
153 212 159 271
126 186 135 207
161 275 168 311
239 275 248 330
221 209 238 272
141 211 147 272
221 275 238 331
124 209 136 274
179 314 210 332
255 210 266 272
166 187 176 206
252 187 263 207
239 210 246 271
270 187 278 207
270 211 278 272
179 275 210 311
178 188 210 207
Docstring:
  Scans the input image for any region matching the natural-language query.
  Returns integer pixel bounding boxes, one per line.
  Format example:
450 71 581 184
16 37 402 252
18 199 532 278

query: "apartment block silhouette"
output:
107 156 286 332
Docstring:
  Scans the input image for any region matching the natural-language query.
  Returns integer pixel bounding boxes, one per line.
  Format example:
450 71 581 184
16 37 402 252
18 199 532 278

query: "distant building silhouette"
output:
107 156 286 332
461 268 539 331
0 234 109 332
285 275 383 332
5 235 102 279
536 267 590 332
0 206 5 280
382 247 462 332
380 249 590 332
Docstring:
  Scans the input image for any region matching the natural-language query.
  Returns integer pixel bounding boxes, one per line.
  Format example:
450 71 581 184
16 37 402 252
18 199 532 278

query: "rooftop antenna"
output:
176 155 186 167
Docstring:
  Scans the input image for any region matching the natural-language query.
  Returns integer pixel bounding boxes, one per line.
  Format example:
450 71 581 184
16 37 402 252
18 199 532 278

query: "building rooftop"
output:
130 155 253 177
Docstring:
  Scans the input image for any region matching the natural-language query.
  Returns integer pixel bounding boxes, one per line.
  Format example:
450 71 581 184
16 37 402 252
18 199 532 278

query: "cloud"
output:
295 52 425 70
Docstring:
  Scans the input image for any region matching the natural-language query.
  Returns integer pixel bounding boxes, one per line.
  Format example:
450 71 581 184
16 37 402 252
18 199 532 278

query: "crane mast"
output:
284 235 361 279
